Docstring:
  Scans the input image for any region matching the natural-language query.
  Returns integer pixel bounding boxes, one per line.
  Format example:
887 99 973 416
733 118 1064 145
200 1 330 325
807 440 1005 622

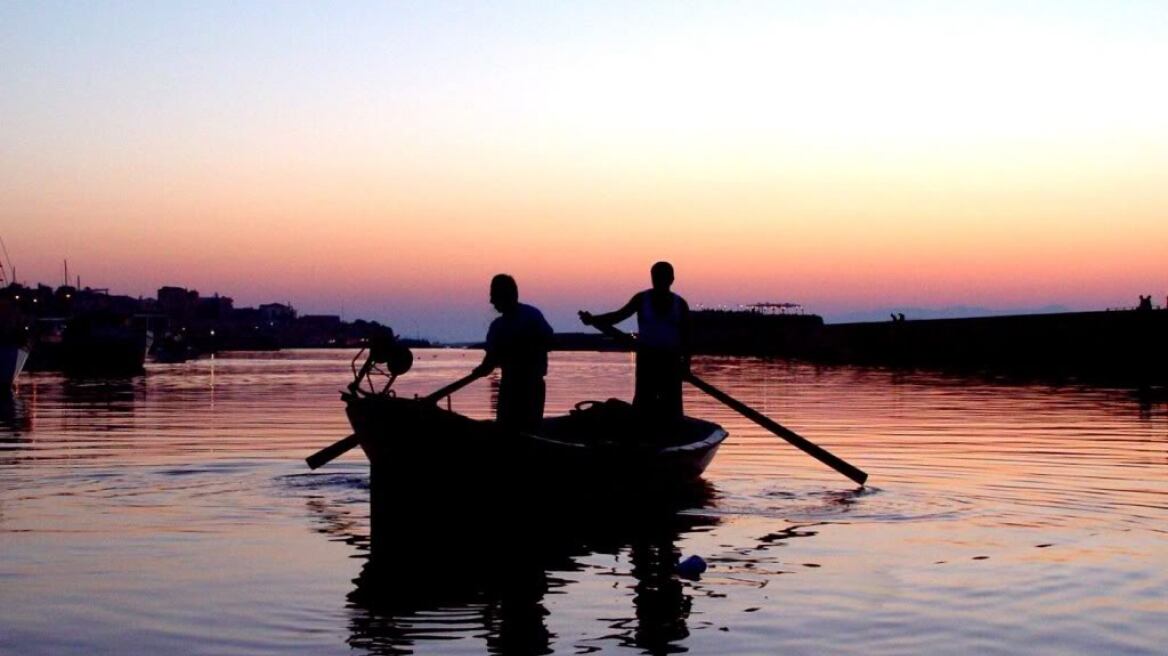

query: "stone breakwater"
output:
689 308 1167 385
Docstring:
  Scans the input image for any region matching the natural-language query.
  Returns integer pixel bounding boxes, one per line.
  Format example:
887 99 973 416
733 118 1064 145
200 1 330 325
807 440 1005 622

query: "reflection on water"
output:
59 375 143 408
334 483 716 656
0 392 31 437
1 350 1166 655
300 461 728 653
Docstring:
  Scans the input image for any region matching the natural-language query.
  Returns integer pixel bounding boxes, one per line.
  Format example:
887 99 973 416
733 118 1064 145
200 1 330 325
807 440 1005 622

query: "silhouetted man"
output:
472 274 553 432
579 261 690 420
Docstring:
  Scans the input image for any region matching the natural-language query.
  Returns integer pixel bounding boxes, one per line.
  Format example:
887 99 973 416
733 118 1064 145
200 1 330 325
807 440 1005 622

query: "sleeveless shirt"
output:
637 291 682 350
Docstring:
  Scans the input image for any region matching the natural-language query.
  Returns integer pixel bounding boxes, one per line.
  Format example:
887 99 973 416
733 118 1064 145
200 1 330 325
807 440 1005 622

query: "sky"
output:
2 1 1166 341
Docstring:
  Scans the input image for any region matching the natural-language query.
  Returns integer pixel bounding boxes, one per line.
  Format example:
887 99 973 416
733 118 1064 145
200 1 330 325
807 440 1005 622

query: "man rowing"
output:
579 261 691 420
472 274 554 432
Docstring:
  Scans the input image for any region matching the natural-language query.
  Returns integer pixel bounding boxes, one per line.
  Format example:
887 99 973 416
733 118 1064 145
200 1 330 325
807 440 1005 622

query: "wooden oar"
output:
586 321 868 485
305 371 483 470
305 434 363 471
682 373 868 485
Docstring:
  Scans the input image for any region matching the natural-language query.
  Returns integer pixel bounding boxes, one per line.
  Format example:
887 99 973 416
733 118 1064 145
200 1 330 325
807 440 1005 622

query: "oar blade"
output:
305 433 361 470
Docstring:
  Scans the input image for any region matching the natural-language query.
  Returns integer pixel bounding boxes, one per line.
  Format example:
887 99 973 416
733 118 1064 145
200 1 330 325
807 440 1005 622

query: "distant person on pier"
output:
579 261 690 420
471 274 554 433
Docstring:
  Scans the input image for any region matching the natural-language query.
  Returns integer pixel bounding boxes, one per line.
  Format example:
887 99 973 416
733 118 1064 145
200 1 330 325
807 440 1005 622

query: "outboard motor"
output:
348 326 413 396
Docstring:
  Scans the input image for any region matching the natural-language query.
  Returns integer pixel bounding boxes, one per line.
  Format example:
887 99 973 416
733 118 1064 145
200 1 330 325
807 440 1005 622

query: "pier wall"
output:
690 311 823 356
814 310 1166 384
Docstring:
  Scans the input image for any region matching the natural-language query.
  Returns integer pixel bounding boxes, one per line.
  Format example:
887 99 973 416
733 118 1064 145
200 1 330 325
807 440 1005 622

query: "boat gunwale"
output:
346 393 729 454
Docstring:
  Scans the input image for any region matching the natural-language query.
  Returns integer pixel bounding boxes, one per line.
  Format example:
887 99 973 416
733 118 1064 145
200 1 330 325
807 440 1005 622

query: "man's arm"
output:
472 321 500 377
579 293 640 327
472 351 497 377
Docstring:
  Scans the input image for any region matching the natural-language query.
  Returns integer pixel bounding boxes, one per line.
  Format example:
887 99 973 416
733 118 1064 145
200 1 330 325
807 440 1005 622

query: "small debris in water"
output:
677 555 708 580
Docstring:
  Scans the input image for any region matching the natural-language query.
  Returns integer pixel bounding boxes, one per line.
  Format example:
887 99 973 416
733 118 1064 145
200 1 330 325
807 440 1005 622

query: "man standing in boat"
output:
578 261 690 420
472 274 554 433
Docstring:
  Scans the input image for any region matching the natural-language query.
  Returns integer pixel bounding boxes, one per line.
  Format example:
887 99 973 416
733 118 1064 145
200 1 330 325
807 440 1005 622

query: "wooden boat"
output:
344 389 726 549
344 391 727 494
308 331 728 545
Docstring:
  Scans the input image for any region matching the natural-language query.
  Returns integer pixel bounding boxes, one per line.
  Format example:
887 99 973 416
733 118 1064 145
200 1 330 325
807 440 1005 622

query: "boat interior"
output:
540 398 721 448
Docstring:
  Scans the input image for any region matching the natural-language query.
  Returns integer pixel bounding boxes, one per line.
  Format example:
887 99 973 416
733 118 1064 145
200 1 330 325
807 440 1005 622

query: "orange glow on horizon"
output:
4 3 1166 335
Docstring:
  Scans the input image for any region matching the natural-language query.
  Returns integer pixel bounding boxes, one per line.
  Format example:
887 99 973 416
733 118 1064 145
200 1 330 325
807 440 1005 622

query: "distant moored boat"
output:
0 345 29 389
28 315 152 375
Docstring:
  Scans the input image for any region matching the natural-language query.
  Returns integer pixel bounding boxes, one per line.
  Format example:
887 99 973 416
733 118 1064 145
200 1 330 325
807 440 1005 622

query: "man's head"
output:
490 274 519 313
650 261 674 291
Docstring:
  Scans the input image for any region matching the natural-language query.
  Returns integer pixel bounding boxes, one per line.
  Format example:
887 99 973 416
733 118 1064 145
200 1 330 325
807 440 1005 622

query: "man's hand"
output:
577 310 594 326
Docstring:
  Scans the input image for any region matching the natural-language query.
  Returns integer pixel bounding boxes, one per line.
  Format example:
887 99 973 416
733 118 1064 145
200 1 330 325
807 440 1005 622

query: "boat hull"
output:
346 394 724 500
29 325 152 374
344 394 726 545
0 346 29 389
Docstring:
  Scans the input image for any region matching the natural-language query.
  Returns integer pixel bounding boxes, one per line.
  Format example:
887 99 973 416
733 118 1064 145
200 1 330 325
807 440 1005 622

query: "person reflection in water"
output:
472 274 553 433
579 261 690 420
629 535 691 653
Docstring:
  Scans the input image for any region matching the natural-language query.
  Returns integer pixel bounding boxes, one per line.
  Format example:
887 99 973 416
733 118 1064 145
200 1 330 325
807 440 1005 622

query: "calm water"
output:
1 349 1165 655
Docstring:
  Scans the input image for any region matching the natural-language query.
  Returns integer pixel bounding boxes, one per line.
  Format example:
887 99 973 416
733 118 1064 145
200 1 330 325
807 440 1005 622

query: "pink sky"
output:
4 3 1165 339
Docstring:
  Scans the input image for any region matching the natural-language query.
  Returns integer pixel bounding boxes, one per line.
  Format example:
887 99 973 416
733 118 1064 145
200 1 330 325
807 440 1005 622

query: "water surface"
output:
1 349 1165 654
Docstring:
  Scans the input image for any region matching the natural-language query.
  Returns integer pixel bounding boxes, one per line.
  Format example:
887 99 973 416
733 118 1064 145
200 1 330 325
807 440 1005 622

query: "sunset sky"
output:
3 1 1165 340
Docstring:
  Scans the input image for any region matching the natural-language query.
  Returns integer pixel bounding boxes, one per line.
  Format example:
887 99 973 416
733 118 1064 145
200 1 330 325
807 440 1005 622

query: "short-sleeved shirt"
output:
486 303 553 378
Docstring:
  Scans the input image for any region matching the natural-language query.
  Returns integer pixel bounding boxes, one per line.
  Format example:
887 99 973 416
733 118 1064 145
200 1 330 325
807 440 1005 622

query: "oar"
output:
305 371 483 470
586 321 868 485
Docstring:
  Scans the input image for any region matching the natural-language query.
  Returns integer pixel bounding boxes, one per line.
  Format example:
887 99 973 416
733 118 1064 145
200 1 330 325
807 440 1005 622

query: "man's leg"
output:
663 355 683 419
496 376 516 428
522 378 546 433
634 351 653 412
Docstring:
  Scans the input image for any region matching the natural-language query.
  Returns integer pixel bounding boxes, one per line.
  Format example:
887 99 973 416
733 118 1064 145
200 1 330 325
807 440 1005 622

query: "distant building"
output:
196 294 234 321
258 303 296 324
299 314 342 329
287 314 343 347
69 287 141 316
158 286 199 318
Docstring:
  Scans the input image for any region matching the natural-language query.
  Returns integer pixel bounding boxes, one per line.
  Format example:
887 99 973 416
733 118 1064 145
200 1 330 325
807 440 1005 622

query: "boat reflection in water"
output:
60 375 142 411
342 482 717 655
0 392 31 440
